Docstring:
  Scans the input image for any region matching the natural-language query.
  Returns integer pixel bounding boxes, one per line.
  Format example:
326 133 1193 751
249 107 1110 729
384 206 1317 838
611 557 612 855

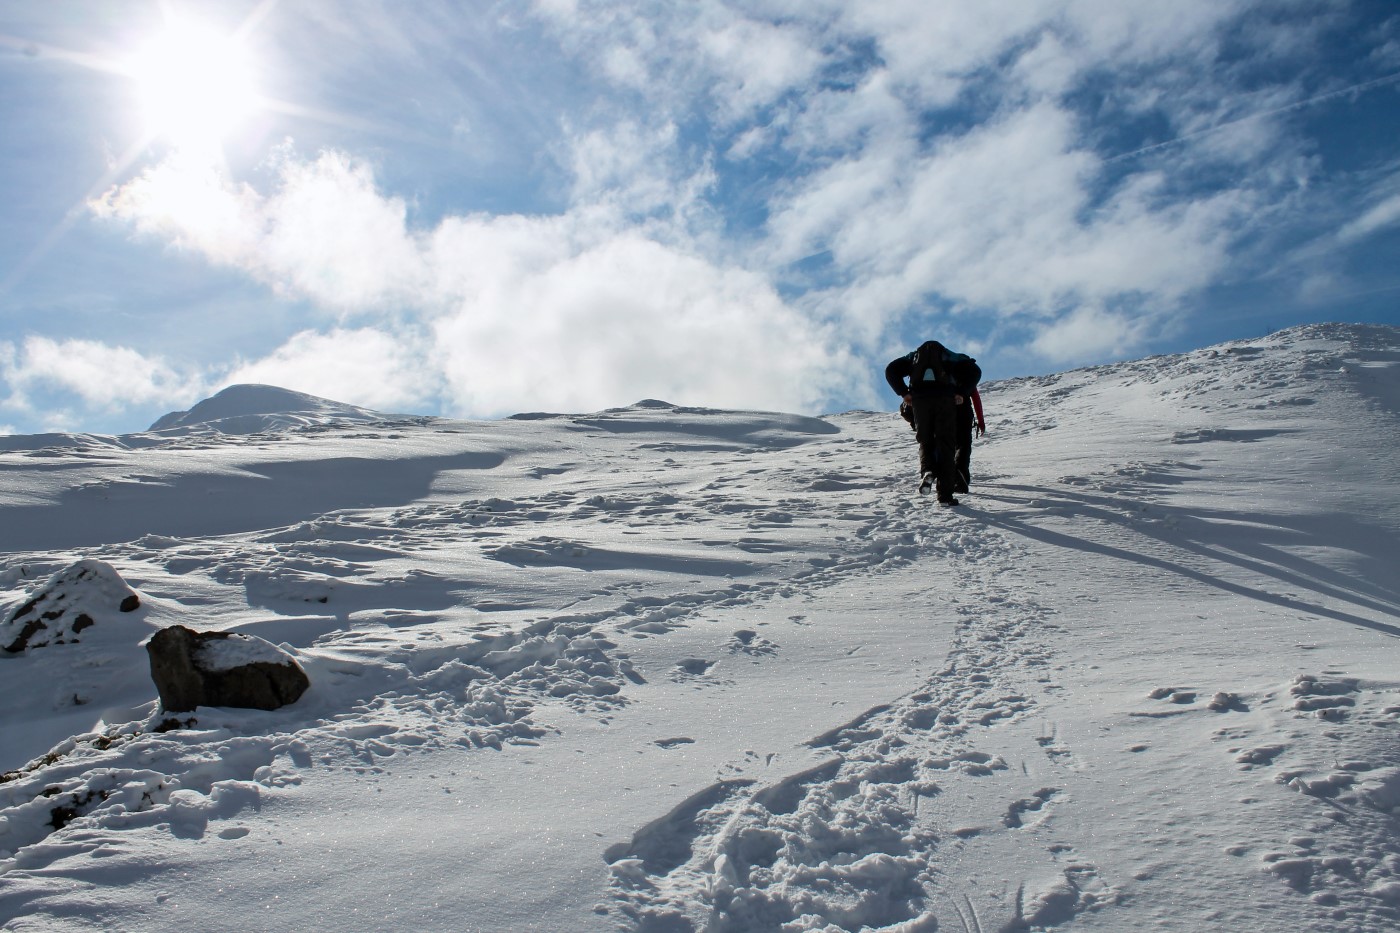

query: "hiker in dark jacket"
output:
886 341 981 505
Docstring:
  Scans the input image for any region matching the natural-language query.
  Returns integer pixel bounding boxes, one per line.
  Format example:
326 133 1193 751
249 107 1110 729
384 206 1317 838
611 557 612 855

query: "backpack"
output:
948 356 981 389
909 341 981 392
908 340 951 391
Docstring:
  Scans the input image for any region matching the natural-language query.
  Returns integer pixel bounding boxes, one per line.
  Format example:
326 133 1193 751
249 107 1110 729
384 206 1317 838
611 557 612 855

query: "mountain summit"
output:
147 384 403 434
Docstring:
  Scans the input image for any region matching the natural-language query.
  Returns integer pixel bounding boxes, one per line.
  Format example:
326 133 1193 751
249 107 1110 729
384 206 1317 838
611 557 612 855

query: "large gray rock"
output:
146 625 310 713
1 559 141 654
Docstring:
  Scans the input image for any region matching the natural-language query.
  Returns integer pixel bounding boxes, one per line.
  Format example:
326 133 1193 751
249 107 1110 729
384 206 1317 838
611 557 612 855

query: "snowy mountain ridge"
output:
0 323 1397 932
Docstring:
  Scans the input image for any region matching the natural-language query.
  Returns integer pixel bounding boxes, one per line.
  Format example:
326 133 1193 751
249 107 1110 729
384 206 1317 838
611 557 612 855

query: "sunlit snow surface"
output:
0 324 1397 932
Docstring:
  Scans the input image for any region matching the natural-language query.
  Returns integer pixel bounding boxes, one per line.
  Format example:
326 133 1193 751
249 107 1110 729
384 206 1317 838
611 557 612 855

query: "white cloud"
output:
430 227 862 415
777 69 909 161
1011 32 1081 100
93 146 428 317
259 150 428 312
770 102 1245 338
1055 0 1250 63
601 42 650 88
1297 270 1344 305
1338 190 1400 244
95 145 866 418
566 119 714 223
830 1 1049 104
0 336 205 413
695 14 826 121
89 149 264 268
532 3 828 124
1030 303 1151 363
521 1 1301 367
763 0 1247 108
531 0 579 19
225 327 443 413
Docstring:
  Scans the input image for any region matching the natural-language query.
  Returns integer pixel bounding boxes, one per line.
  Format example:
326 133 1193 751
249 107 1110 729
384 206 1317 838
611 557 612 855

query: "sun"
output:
125 19 261 149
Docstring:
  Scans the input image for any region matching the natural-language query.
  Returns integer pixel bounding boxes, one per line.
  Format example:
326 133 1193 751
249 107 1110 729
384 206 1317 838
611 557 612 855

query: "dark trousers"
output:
911 395 958 500
954 402 973 492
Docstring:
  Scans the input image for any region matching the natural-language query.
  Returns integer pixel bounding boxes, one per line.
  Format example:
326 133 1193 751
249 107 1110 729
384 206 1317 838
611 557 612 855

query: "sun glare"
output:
126 20 260 148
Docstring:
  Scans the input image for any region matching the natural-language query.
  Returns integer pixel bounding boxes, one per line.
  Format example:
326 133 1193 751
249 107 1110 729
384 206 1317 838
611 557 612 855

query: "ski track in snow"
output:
0 324 1397 931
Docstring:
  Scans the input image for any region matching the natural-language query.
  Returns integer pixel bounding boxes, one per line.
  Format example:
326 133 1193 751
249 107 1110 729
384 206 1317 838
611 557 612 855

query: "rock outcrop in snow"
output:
146 625 310 713
0 560 141 654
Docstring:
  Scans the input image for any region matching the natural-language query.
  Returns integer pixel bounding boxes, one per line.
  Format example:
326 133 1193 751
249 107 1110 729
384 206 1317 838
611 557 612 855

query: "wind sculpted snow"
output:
0 324 1398 932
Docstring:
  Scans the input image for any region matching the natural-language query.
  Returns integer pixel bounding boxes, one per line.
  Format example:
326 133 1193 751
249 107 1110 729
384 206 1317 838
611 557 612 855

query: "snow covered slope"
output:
0 323 1396 932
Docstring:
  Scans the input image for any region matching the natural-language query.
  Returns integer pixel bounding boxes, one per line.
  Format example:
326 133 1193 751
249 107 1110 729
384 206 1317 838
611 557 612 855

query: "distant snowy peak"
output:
148 384 408 435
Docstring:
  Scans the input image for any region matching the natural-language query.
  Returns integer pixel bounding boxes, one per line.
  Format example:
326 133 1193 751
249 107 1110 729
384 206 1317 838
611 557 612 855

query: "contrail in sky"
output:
1105 70 1400 164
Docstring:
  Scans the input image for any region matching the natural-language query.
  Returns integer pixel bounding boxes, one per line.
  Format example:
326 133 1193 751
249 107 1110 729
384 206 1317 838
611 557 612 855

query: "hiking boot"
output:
918 472 934 494
938 496 960 507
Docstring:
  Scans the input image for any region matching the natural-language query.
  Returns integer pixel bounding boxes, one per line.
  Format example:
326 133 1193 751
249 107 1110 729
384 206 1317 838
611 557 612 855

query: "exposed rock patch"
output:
1 559 141 654
146 625 310 713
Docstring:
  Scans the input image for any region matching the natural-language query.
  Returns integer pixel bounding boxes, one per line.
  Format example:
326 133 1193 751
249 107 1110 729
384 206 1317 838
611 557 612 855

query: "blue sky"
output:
1 0 1397 435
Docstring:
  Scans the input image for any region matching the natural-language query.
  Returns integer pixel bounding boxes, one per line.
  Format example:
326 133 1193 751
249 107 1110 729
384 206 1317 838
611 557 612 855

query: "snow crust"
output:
0 322 1397 932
